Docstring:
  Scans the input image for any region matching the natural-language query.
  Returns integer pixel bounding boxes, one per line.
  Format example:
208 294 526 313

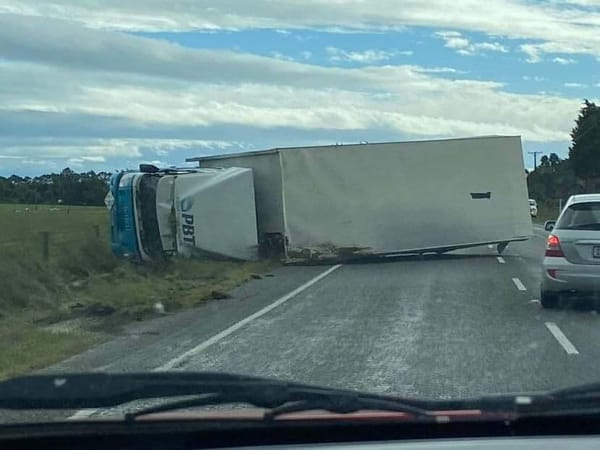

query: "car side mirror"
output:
544 220 556 232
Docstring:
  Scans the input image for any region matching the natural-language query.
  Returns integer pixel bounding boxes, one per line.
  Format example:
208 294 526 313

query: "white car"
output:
541 194 600 308
529 199 538 217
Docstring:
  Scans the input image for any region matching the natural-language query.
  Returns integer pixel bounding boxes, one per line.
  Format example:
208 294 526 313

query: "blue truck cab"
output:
109 169 167 261
108 166 259 262
109 171 141 260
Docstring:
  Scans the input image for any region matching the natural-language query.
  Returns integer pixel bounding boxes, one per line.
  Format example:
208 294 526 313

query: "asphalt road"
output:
14 226 600 419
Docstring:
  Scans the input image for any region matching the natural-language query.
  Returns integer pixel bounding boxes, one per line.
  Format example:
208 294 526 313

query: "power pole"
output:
528 151 543 170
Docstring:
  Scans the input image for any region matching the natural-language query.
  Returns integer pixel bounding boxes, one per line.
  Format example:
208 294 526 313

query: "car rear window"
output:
556 202 600 230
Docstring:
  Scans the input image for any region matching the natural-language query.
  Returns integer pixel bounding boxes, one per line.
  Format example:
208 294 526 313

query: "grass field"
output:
0 204 108 259
0 203 273 379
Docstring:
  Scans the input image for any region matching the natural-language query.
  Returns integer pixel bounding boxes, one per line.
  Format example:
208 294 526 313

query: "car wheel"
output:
541 290 559 309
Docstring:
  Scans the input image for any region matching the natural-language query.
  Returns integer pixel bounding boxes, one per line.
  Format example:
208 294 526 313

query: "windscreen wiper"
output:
542 382 600 411
0 372 434 420
7 372 596 421
123 387 433 421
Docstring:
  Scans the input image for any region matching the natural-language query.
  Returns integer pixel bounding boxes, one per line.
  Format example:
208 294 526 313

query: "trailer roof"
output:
186 135 520 162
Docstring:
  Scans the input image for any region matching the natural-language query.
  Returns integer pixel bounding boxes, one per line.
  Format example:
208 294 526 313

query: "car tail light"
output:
547 269 558 278
545 234 564 257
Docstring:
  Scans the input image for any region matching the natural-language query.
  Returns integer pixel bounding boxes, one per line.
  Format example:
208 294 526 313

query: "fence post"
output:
93 225 100 238
40 231 49 262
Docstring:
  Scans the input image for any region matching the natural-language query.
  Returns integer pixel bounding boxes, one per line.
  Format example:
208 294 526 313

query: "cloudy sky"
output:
1 0 599 176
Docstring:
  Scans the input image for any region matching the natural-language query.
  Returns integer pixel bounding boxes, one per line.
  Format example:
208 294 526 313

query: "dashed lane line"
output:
545 322 579 355
512 277 527 291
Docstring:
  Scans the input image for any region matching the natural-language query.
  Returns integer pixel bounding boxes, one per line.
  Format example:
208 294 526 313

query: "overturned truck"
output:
108 136 532 262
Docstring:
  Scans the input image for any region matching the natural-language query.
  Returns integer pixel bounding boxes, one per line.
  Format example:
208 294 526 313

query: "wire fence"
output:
0 226 109 262
0 204 109 262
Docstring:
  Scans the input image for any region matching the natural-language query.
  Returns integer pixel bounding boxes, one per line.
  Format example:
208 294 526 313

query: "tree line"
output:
527 99 600 202
0 168 111 206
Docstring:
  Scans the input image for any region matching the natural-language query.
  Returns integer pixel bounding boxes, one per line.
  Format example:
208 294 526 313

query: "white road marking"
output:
512 277 527 291
545 322 579 355
68 264 343 420
529 299 540 304
155 264 343 371
496 256 505 264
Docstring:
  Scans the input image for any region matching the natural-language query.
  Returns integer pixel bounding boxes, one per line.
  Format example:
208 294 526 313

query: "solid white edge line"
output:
68 264 343 420
512 277 527 291
496 256 505 264
545 322 579 355
155 264 343 371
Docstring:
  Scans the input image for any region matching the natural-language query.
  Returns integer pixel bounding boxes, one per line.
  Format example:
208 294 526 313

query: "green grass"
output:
0 203 108 240
0 203 108 258
0 318 101 380
0 203 275 379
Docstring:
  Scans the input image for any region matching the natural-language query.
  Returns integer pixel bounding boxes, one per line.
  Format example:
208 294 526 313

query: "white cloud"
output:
22 159 57 166
435 31 462 38
300 51 312 59
521 44 543 63
269 51 294 61
0 13 587 173
553 56 577 65
522 75 545 82
522 41 589 63
5 0 599 61
326 47 411 64
0 54 575 144
556 0 600 6
80 155 106 162
564 82 588 87
413 66 466 74
474 42 508 52
0 137 239 160
435 31 508 55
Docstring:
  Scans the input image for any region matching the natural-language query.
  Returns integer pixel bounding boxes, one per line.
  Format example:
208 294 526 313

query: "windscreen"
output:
2 0 600 430
136 174 164 258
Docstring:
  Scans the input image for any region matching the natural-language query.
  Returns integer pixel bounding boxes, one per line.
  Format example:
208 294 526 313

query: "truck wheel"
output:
541 290 559 309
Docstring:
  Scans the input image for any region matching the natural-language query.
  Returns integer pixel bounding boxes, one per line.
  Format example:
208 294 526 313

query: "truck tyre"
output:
541 290 559 309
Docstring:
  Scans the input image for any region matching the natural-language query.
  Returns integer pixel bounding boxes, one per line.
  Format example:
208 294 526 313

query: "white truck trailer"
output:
179 135 532 261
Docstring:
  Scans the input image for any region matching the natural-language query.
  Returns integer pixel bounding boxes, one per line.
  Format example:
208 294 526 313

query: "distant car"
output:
529 199 538 217
540 194 600 308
